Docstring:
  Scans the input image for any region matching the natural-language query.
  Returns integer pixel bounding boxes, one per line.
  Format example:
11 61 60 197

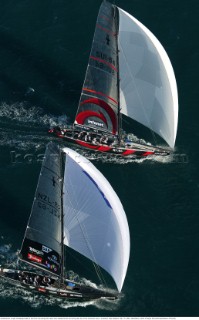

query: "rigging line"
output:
67 245 107 287
65 246 100 280
118 38 158 146
59 148 65 285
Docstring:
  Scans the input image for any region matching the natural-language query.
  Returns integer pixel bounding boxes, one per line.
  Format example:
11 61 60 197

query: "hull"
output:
48 127 171 158
0 268 117 301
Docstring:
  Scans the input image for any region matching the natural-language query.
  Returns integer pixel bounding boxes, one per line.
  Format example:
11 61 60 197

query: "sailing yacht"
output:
0 142 130 300
49 0 178 158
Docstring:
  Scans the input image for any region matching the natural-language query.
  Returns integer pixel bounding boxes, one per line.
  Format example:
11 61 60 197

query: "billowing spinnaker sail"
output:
118 7 178 148
20 143 62 276
74 1 119 135
62 147 130 292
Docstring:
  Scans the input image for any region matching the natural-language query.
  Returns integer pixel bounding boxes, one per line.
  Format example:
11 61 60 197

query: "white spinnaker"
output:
118 7 178 148
62 148 130 292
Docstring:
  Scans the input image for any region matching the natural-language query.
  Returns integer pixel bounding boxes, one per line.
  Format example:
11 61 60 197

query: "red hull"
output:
49 129 170 158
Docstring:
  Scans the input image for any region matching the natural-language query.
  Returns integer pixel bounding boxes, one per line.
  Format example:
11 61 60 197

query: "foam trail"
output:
0 102 68 127
0 102 68 151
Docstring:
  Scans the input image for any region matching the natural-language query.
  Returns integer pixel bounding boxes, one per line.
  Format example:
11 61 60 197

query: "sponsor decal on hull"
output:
29 246 44 256
69 293 82 298
59 292 69 297
28 253 42 263
42 245 52 253
38 287 46 293
47 255 60 267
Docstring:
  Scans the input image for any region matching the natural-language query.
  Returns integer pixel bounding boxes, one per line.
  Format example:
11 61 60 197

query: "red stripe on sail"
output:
96 24 116 36
80 98 117 134
76 110 108 127
83 88 118 105
90 56 118 72
100 15 111 22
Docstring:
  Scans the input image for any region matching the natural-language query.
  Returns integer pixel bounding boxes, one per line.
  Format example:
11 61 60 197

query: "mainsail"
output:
20 143 63 276
74 0 120 135
63 147 130 292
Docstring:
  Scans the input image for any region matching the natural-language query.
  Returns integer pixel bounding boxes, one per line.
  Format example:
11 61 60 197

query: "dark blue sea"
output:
0 0 199 317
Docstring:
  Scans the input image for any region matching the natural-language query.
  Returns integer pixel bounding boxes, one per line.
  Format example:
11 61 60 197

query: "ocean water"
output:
0 0 199 317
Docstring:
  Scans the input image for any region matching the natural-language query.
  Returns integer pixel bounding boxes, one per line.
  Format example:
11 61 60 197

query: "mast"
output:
114 4 121 144
60 149 65 285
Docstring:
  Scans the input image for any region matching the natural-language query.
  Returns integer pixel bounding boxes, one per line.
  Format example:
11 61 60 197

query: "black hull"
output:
0 268 117 301
48 127 171 158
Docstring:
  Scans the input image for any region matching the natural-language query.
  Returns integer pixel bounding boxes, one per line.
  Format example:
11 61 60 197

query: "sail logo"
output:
47 255 60 267
37 192 61 210
88 119 104 127
78 98 117 134
45 260 58 272
95 51 116 68
28 253 42 263
29 247 44 256
42 245 52 253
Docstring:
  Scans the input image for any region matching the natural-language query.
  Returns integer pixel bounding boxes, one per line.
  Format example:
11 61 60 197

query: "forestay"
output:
118 7 178 148
20 143 62 276
62 147 130 292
